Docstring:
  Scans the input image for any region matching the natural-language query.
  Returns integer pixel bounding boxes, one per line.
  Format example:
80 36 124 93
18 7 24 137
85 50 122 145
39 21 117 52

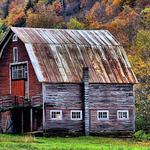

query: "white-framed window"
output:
12 34 18 42
117 110 129 120
13 47 18 62
71 110 82 120
97 110 109 120
50 110 62 120
11 64 27 80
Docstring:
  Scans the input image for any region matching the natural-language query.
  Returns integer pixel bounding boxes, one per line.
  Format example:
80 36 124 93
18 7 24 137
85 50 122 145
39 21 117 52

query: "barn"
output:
0 27 138 135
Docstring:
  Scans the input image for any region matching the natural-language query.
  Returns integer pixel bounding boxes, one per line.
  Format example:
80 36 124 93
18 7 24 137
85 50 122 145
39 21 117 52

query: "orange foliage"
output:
112 0 121 7
105 6 113 16
52 0 62 14
85 2 101 22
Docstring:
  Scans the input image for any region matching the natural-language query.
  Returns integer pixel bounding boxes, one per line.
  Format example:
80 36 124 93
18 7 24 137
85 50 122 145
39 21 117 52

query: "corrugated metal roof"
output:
11 27 138 83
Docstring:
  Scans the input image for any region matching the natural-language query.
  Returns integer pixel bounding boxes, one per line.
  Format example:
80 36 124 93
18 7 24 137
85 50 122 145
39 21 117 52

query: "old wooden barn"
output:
0 27 138 135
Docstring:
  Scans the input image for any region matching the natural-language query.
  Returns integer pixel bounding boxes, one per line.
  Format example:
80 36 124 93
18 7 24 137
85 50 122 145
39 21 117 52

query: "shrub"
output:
134 130 150 140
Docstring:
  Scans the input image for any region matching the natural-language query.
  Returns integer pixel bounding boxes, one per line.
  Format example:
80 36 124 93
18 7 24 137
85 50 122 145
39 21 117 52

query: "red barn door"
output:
11 80 25 103
11 80 25 97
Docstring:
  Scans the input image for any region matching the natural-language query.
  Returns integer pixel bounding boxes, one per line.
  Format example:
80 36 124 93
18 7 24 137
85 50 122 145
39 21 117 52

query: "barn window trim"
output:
117 110 129 120
12 34 18 42
50 110 62 120
97 110 109 120
11 64 27 80
71 110 82 120
13 47 18 62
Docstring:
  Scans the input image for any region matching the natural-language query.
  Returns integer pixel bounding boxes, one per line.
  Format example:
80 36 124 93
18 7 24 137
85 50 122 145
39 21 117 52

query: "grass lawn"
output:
0 134 149 150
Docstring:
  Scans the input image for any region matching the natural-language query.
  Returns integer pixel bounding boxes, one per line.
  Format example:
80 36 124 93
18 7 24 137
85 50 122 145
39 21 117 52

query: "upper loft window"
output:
11 64 27 80
12 34 18 42
13 47 18 62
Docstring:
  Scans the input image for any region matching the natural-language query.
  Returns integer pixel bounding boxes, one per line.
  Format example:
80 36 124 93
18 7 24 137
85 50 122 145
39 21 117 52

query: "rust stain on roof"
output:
11 27 138 83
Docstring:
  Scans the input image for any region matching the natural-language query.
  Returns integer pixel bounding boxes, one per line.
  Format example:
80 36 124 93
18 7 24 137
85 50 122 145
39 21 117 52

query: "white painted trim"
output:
12 34 18 42
25 43 45 82
97 110 109 120
50 110 62 120
27 61 29 99
0 33 13 58
10 61 28 66
117 110 129 120
71 110 82 120
9 65 11 94
13 47 18 62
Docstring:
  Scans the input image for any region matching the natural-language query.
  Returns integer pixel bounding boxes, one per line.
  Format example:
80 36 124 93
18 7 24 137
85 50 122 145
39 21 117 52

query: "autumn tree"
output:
26 1 63 28
141 7 150 30
4 0 26 26
66 17 85 29
0 18 4 40
128 30 150 131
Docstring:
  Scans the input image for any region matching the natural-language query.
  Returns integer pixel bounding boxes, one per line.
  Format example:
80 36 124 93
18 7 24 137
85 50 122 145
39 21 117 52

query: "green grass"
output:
0 134 149 150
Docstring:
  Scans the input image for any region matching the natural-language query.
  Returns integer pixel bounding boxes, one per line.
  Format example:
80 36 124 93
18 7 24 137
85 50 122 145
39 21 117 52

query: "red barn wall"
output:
0 36 42 100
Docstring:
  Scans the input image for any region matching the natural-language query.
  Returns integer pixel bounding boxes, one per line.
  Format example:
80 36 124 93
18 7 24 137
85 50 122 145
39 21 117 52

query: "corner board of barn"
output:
0 27 138 136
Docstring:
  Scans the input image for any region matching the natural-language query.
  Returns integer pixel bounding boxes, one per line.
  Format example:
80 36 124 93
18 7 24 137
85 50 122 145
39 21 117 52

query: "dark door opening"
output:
12 109 30 133
33 109 43 131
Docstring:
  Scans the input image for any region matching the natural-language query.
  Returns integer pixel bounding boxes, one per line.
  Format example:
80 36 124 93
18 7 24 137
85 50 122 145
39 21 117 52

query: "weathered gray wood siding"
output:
43 83 135 134
44 84 83 132
89 84 135 132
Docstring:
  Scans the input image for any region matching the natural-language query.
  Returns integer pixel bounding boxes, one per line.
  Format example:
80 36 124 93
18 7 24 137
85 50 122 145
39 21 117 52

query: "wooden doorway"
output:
12 80 25 97
11 63 28 101
12 109 30 133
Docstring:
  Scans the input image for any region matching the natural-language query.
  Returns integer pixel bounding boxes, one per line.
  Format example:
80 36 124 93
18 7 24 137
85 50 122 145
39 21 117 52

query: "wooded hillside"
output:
0 0 150 132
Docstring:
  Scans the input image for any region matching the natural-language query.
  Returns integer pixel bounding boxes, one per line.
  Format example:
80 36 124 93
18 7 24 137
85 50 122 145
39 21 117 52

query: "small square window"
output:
97 110 109 120
50 110 62 120
12 34 18 42
71 110 82 120
13 47 18 62
117 110 129 120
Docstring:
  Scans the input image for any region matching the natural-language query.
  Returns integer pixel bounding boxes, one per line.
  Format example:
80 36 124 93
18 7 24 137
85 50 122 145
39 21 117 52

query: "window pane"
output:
118 110 129 120
71 111 82 120
103 112 107 118
98 111 109 120
123 112 127 118
50 111 62 120
12 34 18 42
11 64 27 80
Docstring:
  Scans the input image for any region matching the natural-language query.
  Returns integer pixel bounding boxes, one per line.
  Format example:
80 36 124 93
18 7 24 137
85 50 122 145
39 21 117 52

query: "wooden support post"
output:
82 67 90 136
42 83 46 130
21 110 24 133
30 108 33 132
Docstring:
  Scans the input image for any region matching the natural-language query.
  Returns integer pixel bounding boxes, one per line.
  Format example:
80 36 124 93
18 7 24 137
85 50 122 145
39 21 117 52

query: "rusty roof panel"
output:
11 27 138 83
